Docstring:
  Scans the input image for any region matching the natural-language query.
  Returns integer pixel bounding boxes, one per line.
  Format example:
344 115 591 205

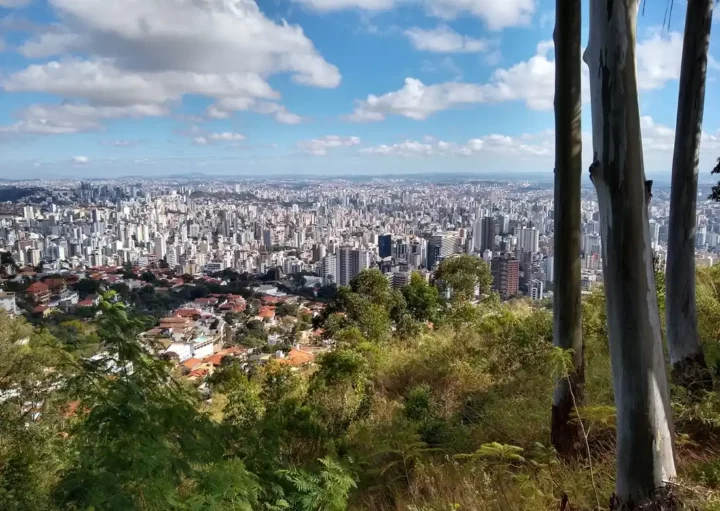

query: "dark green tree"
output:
435 254 492 301
709 158 720 202
275 302 299 317
75 278 101 298
54 293 259 510
401 272 441 322
140 271 157 283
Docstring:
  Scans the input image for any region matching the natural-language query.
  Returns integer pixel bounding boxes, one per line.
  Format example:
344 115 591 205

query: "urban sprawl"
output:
0 176 717 375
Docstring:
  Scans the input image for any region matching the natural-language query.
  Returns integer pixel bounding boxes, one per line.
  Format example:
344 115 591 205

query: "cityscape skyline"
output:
2 175 719 307
1 0 720 177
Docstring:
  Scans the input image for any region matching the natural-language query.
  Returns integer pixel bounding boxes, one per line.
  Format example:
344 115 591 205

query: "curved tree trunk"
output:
666 0 714 392
551 0 584 458
584 0 677 504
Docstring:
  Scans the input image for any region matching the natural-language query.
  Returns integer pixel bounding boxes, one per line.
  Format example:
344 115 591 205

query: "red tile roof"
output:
258 306 276 319
262 296 285 305
202 353 225 366
176 308 201 318
182 358 202 370
27 282 49 293
277 348 315 367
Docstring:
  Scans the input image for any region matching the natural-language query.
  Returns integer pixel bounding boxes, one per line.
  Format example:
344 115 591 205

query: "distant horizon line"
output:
0 170 702 184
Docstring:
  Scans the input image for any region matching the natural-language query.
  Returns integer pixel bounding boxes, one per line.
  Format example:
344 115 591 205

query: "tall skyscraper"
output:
428 232 460 270
378 234 392 259
312 243 327 263
491 255 519 298
321 254 337 284
154 235 166 260
545 256 554 283
27 248 41 267
338 247 371 286
480 217 496 252
529 279 544 301
517 227 539 254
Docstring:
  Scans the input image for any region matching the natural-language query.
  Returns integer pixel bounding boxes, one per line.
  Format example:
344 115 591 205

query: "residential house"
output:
276 348 315 368
77 294 100 308
158 311 226 362
0 292 17 315
27 282 50 303
58 290 80 310
43 278 68 295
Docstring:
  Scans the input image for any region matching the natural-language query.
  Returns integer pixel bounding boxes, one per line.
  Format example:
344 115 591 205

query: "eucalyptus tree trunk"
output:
666 0 714 392
551 0 584 458
584 0 676 504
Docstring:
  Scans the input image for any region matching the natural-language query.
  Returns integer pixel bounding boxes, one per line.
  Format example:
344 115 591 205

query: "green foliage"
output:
275 302 299 317
51 294 257 511
141 271 157 283
350 269 392 307
280 457 356 511
402 272 441 323
435 254 492 301
709 157 720 202
456 442 526 464
11 264 720 511
404 384 434 421
75 278 101 298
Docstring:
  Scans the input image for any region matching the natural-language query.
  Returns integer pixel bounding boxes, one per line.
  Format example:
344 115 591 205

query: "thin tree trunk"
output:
551 0 584 458
584 0 677 504
666 0 714 392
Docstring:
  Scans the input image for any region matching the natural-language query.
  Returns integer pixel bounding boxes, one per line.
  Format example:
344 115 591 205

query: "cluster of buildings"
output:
1 177 719 305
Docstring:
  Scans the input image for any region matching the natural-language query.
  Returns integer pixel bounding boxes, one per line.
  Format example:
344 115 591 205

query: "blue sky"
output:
0 0 719 178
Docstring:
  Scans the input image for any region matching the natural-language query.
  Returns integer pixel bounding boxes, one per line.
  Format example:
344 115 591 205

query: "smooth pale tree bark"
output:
551 0 584 458
584 0 676 504
666 0 714 392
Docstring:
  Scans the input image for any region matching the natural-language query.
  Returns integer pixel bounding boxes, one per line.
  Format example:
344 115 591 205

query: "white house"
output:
0 292 17 315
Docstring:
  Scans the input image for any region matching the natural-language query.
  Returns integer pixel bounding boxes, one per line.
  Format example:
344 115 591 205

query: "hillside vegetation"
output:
4 263 720 510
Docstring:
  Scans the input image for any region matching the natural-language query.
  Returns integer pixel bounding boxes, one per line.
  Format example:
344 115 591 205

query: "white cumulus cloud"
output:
361 132 551 157
72 155 89 164
423 0 536 30
293 0 394 11
292 0 536 30
298 135 361 155
0 103 167 135
404 26 490 53
359 118 720 174
2 0 339 131
208 132 246 142
350 30 693 121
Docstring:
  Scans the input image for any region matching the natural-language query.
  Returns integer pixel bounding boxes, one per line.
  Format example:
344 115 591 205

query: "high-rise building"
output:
480 217 496 252
378 234 392 259
545 256 554 283
498 215 509 235
312 243 327 263
154 235 166 260
391 271 411 289
321 254 337 284
428 232 461 270
262 229 273 248
529 279 544 301
517 227 539 254
27 248 42 267
491 255 520 298
338 247 371 286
